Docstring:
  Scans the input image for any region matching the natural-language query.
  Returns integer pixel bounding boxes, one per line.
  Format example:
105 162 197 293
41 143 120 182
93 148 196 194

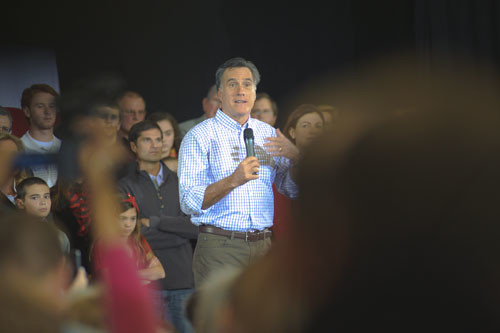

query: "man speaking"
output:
178 57 299 287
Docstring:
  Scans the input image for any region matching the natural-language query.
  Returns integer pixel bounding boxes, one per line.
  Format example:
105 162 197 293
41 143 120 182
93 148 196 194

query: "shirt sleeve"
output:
274 156 299 199
178 130 212 215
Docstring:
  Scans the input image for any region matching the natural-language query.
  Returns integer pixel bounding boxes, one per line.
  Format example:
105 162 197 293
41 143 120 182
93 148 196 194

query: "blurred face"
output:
119 207 137 238
251 97 276 126
203 92 221 118
95 106 120 138
322 111 333 125
289 112 324 150
23 92 57 130
131 128 162 163
0 139 19 180
17 184 51 218
157 119 175 159
0 115 12 133
218 67 256 125
119 96 146 133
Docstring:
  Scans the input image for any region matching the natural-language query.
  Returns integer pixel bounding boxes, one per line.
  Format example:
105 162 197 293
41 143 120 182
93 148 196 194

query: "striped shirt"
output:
178 110 298 232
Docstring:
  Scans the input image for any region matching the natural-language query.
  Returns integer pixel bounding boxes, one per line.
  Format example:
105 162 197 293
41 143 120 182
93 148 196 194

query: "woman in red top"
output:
92 193 165 284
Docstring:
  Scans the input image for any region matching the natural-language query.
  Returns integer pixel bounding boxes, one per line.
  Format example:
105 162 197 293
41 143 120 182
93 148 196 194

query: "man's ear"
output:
15 198 25 209
202 97 209 113
130 141 137 154
289 128 296 140
22 107 31 119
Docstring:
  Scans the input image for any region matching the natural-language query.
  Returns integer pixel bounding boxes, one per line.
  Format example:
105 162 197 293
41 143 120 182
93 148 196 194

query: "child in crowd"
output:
92 192 165 283
15 176 70 253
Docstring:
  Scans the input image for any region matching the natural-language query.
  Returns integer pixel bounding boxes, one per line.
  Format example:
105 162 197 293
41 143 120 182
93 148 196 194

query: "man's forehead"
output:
139 128 162 138
32 92 56 101
224 67 254 81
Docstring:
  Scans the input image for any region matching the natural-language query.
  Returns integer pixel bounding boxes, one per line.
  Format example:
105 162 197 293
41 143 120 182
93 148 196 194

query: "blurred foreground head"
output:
0 211 66 332
230 55 500 332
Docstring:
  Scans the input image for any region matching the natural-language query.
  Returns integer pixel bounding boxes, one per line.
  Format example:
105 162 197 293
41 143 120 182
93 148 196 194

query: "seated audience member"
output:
0 106 13 134
20 84 61 188
179 85 220 137
119 120 198 333
0 134 29 211
15 176 70 253
117 91 147 160
148 112 182 173
251 92 278 127
316 104 339 126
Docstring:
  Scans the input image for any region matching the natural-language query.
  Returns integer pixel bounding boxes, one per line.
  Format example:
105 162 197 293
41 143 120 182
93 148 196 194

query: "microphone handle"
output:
245 138 255 157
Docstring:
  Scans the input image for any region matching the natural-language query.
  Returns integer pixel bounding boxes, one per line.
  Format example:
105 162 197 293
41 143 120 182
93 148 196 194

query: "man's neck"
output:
28 128 54 142
138 160 161 176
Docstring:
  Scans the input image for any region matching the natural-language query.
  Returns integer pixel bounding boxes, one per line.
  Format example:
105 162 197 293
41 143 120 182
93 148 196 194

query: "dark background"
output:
2 0 499 129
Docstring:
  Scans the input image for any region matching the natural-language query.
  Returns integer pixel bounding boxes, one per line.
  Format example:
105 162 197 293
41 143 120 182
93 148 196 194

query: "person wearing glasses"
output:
116 91 147 161
251 92 278 127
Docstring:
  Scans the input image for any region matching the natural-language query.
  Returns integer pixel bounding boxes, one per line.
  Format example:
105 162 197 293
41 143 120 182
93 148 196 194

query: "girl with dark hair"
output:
92 193 165 283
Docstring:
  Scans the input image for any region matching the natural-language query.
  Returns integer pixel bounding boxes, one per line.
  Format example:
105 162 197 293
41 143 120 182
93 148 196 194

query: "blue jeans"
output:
162 288 195 333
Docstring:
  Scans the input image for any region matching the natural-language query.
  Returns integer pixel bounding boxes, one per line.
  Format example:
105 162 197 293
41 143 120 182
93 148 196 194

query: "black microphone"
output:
244 128 255 157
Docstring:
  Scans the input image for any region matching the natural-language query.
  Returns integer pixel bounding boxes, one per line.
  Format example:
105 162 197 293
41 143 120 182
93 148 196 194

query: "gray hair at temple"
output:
215 57 261 91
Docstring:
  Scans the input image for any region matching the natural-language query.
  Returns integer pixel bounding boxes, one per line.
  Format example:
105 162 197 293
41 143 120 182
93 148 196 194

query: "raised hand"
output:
264 128 300 163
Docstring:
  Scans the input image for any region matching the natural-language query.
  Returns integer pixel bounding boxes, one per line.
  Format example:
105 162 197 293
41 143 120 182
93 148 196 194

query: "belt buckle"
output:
245 232 249 242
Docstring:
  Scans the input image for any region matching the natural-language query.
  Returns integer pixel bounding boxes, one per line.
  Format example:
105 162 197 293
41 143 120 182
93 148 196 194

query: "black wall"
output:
2 0 416 128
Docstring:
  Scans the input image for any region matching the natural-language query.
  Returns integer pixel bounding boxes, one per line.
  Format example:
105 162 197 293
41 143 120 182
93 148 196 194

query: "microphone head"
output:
244 128 254 140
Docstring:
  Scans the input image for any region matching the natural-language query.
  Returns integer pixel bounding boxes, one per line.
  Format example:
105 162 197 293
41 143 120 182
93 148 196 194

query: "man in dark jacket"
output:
118 120 198 333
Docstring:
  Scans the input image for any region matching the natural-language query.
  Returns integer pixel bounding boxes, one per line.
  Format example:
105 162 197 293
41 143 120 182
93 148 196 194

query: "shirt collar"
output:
215 109 255 132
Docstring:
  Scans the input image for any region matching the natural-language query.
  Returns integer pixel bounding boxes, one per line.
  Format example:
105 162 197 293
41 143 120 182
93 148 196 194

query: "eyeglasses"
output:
97 113 119 121
0 126 11 133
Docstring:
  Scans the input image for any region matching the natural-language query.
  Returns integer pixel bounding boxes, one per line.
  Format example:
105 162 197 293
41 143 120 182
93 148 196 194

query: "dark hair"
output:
20 84 59 110
282 104 324 143
147 112 181 153
15 177 48 200
255 92 279 116
128 120 162 144
215 57 260 90
0 211 62 275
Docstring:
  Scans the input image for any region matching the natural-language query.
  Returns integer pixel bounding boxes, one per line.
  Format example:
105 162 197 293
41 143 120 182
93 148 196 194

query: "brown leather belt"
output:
199 225 272 242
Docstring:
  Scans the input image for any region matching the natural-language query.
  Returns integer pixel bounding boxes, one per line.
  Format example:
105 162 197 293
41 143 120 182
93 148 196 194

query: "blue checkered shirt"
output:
178 110 298 232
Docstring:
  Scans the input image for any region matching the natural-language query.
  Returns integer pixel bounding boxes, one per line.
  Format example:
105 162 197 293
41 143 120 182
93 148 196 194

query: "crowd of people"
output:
0 57 335 332
3 54 498 333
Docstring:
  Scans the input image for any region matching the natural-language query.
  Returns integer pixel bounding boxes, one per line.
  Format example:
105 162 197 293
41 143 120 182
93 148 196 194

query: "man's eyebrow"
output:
226 78 254 82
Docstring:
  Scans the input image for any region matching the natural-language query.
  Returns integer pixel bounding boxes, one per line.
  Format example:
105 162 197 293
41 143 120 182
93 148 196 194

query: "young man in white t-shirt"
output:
20 84 61 188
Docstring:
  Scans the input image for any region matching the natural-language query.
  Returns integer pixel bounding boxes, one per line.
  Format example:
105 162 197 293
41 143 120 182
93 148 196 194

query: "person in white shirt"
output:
20 84 61 188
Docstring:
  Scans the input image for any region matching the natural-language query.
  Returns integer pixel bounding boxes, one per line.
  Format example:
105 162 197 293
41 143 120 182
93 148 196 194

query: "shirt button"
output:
160 205 165 209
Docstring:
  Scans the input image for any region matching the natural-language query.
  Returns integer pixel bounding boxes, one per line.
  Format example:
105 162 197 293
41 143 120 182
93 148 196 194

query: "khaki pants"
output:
192 232 272 288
